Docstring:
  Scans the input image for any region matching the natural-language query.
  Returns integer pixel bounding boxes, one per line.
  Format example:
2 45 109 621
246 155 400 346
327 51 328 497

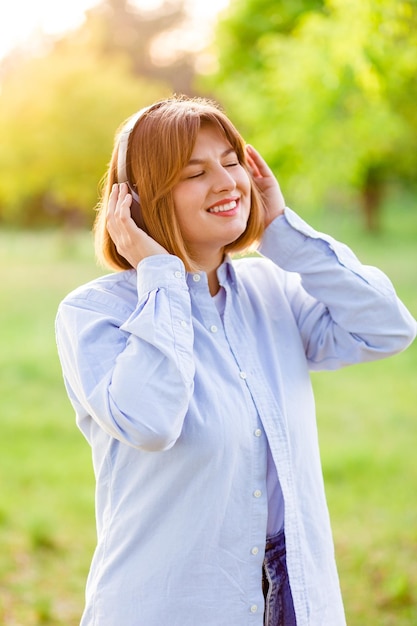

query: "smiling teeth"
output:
208 200 237 213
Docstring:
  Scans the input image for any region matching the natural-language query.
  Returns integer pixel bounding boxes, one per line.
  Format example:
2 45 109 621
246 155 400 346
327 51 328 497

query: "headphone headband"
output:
117 106 152 201
116 105 153 231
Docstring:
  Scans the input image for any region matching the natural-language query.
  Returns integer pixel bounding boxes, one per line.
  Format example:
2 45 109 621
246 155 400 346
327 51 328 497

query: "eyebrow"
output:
185 147 237 166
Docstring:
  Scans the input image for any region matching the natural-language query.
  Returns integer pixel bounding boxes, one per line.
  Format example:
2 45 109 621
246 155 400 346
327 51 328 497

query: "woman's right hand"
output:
106 183 169 268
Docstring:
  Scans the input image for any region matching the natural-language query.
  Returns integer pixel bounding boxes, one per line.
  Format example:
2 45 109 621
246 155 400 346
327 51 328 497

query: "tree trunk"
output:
361 169 384 231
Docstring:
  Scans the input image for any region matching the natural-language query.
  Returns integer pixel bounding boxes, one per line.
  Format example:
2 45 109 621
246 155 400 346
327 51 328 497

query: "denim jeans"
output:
262 529 297 626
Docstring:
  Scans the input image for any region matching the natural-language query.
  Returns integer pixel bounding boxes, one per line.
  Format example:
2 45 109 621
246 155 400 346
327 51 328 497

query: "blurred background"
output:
0 1 416 624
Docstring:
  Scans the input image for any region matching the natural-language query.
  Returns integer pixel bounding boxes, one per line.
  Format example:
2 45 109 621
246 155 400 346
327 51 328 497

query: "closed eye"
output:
184 159 239 179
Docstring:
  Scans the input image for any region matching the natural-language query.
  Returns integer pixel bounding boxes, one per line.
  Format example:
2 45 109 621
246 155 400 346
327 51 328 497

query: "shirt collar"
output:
217 255 239 293
186 255 239 294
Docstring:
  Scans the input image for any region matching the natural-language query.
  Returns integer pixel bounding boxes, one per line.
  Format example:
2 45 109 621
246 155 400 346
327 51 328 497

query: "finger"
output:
107 183 119 217
114 185 134 227
246 145 265 173
107 185 122 240
246 145 273 177
245 145 261 177
246 154 261 178
114 182 128 212
106 194 121 240
107 185 130 234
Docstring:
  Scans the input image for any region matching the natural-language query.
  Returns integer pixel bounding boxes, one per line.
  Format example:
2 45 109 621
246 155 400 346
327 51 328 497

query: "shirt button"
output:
253 489 262 498
250 604 258 613
210 325 218 333
192 274 201 282
254 428 262 437
251 546 259 555
239 371 247 379
174 271 182 278
180 320 187 328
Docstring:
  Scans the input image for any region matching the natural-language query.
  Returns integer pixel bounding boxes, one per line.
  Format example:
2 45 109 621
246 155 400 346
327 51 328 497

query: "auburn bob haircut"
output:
94 95 265 272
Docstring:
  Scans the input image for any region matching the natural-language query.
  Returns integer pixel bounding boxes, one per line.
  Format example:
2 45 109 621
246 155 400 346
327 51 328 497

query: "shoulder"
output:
231 254 302 307
232 253 286 286
58 270 137 318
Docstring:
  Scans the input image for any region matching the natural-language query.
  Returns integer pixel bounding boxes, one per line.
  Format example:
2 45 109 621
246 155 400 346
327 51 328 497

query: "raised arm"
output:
56 255 195 451
246 145 416 367
260 208 416 369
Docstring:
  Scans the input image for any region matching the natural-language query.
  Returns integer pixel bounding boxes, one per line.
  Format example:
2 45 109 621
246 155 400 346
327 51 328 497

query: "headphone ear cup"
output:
129 193 148 233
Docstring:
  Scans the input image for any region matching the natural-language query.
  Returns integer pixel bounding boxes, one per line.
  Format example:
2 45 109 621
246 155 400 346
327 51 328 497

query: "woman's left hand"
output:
245 144 285 227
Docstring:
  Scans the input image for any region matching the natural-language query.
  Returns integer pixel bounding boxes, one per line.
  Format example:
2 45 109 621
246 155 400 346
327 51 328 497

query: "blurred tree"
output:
0 38 168 227
0 0 207 227
205 0 417 229
212 0 325 70
83 0 196 95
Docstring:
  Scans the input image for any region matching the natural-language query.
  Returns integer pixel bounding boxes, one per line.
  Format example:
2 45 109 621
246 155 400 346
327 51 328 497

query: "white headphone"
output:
116 106 152 231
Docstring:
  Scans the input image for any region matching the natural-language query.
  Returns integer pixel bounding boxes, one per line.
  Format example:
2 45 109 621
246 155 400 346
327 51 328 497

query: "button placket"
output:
248 418 268 613
202 279 266 614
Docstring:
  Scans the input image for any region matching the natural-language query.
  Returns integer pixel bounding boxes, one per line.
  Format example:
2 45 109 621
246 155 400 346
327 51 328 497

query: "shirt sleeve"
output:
258 207 417 370
55 255 195 450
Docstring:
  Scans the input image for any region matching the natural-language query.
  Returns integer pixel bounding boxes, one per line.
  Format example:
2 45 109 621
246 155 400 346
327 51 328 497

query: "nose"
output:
211 165 237 193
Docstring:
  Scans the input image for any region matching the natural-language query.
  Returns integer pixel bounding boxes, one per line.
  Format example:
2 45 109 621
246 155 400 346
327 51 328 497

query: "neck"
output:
207 269 220 296
191 248 224 296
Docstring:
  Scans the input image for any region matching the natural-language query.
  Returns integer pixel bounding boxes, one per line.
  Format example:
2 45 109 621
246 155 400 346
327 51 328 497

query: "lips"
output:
207 199 238 214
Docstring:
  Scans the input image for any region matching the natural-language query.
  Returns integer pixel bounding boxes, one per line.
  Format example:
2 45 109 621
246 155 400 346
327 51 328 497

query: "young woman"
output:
55 96 416 626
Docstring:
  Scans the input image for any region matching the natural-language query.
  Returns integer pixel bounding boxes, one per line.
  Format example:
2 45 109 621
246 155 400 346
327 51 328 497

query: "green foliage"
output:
0 0 210 228
0 36 169 227
204 0 417 224
215 0 325 70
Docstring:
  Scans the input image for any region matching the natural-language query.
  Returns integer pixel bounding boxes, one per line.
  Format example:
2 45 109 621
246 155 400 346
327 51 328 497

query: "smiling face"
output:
172 123 252 271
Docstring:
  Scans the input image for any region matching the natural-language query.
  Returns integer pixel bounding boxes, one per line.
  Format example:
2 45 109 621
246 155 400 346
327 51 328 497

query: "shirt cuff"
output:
136 255 188 298
259 207 358 271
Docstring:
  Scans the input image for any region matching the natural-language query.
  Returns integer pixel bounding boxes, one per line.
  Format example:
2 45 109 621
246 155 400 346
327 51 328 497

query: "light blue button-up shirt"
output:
55 208 416 626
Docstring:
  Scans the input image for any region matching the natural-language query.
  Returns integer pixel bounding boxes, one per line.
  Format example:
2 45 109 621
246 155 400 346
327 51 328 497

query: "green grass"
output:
311 199 417 625
0 230 100 625
0 200 416 625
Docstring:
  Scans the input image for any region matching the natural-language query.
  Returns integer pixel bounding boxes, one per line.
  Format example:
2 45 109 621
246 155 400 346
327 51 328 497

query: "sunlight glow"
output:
0 0 229 60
